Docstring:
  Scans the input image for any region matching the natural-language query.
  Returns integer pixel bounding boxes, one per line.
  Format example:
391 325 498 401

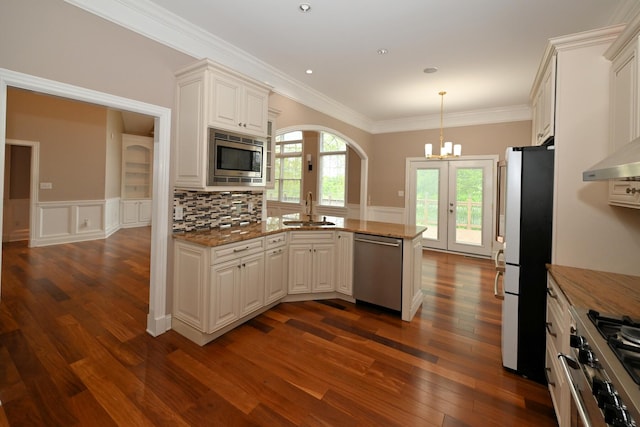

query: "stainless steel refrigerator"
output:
501 144 554 384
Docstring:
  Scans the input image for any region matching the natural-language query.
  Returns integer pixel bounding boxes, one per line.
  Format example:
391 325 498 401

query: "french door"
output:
406 157 496 257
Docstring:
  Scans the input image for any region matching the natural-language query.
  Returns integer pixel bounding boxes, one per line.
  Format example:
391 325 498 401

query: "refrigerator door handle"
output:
494 271 504 300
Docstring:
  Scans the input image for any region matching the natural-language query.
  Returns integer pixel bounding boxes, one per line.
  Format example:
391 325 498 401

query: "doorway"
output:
406 156 497 257
3 140 38 244
0 68 171 336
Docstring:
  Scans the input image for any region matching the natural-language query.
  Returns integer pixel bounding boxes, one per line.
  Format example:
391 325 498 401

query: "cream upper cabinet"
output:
174 59 270 190
606 34 640 208
210 71 269 137
531 55 556 146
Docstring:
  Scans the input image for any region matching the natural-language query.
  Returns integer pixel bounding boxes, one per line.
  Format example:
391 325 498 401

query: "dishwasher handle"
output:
354 237 401 248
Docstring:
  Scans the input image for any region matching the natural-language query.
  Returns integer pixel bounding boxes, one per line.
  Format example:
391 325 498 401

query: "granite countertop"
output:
173 214 427 247
547 264 640 315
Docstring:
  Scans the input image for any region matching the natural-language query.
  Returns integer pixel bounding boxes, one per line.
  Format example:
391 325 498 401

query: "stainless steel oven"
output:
558 307 639 427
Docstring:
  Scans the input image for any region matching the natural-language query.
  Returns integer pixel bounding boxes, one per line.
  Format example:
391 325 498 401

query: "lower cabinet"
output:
546 274 572 427
336 231 354 295
265 244 288 305
209 251 264 332
121 199 151 227
288 231 336 294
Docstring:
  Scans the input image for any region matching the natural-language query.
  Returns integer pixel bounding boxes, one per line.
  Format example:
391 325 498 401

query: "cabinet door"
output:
173 241 207 330
239 252 265 317
139 200 152 223
210 72 242 131
288 245 312 294
121 200 139 225
336 232 353 295
312 243 335 292
265 247 287 304
209 259 240 332
242 86 268 136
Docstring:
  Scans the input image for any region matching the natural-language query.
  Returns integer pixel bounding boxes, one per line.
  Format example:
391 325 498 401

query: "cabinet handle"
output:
237 264 241 269
544 367 555 387
242 263 246 267
494 271 504 300
546 287 558 299
233 246 250 253
546 321 557 337
570 326 577 334
626 187 638 194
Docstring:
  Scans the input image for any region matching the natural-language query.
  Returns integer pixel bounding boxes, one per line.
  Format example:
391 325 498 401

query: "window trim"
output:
268 138 303 204
317 132 348 208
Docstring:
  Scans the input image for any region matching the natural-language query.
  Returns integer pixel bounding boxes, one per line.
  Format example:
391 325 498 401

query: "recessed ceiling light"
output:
377 48 388 55
299 3 311 12
305 69 313 75
424 67 439 74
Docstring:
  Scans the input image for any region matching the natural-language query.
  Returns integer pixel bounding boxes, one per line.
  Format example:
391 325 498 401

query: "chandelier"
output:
424 91 461 158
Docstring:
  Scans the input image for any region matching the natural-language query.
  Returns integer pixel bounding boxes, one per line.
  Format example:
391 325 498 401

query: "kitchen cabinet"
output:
531 55 556 146
288 231 335 294
264 233 288 304
121 134 153 227
606 33 640 208
174 59 270 190
210 250 264 331
172 236 267 344
209 71 269 136
545 274 572 427
335 231 353 295
173 240 208 331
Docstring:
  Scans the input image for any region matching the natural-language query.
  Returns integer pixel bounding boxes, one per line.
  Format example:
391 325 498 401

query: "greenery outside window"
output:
319 132 347 207
267 131 303 203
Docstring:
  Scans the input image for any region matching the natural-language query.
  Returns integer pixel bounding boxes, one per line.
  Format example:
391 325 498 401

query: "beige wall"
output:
6 88 107 201
371 121 531 207
105 110 124 199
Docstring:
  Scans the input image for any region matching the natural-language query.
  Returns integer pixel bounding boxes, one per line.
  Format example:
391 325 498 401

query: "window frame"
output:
317 132 348 208
267 135 303 204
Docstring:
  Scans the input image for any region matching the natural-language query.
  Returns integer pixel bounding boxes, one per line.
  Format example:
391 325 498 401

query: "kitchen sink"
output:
282 218 335 227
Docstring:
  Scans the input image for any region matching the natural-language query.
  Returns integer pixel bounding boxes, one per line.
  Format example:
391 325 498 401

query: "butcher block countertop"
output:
547 264 640 316
173 214 427 248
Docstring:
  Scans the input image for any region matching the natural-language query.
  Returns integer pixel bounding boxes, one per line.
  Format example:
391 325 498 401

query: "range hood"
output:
583 136 640 181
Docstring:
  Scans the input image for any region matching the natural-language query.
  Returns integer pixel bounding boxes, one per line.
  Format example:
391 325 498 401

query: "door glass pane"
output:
454 167 483 246
415 169 439 240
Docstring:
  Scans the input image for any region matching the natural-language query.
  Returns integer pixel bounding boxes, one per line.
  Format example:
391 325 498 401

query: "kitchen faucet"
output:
306 191 313 219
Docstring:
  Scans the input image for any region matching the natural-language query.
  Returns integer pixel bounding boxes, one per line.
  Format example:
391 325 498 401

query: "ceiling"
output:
72 0 640 132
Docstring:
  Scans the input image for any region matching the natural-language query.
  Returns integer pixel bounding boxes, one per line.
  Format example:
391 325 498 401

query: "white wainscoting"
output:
33 199 118 247
2 198 30 242
105 197 121 237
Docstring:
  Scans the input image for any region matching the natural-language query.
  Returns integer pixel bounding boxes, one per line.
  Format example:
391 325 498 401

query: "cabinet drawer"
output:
265 232 288 249
211 238 264 265
289 231 335 243
546 297 564 352
545 345 567 426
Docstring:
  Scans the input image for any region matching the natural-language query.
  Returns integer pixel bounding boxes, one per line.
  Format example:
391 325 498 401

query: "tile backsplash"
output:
173 190 263 232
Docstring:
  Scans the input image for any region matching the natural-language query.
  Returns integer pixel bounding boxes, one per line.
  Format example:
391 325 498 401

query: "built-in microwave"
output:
207 129 265 186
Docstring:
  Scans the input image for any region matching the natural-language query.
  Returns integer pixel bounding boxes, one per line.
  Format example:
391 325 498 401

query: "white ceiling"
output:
70 0 640 132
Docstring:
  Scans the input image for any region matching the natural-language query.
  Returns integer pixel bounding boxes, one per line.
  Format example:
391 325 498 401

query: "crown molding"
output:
65 0 530 134
372 104 531 134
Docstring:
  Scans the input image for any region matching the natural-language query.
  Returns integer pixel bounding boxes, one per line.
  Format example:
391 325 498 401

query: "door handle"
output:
494 271 504 300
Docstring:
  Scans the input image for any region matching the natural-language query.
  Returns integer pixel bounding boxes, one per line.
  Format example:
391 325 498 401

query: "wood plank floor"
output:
0 228 557 426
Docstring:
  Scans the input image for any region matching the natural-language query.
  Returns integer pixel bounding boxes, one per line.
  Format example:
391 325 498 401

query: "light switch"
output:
398 190 404 197
40 182 53 189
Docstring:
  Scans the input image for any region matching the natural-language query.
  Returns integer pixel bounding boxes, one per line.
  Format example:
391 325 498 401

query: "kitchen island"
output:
172 215 427 345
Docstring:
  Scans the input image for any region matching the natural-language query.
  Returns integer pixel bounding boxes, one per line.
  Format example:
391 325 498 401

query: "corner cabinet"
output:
606 32 640 208
288 231 336 294
174 59 271 190
336 231 354 295
121 134 153 227
531 55 556 146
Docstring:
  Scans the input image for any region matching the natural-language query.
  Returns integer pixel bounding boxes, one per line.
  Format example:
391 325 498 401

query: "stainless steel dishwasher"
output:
353 233 403 311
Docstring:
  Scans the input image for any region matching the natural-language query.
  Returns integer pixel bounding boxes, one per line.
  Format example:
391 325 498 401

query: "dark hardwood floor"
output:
0 228 557 426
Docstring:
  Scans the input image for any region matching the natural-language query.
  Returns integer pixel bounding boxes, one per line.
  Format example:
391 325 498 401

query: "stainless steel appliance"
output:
498 143 554 383
208 129 265 186
353 233 403 311
558 308 639 427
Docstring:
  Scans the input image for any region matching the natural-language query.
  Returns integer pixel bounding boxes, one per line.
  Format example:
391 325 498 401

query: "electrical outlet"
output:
174 206 184 220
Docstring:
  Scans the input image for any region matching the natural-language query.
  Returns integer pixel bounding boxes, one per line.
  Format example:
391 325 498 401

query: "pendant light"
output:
425 91 461 158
